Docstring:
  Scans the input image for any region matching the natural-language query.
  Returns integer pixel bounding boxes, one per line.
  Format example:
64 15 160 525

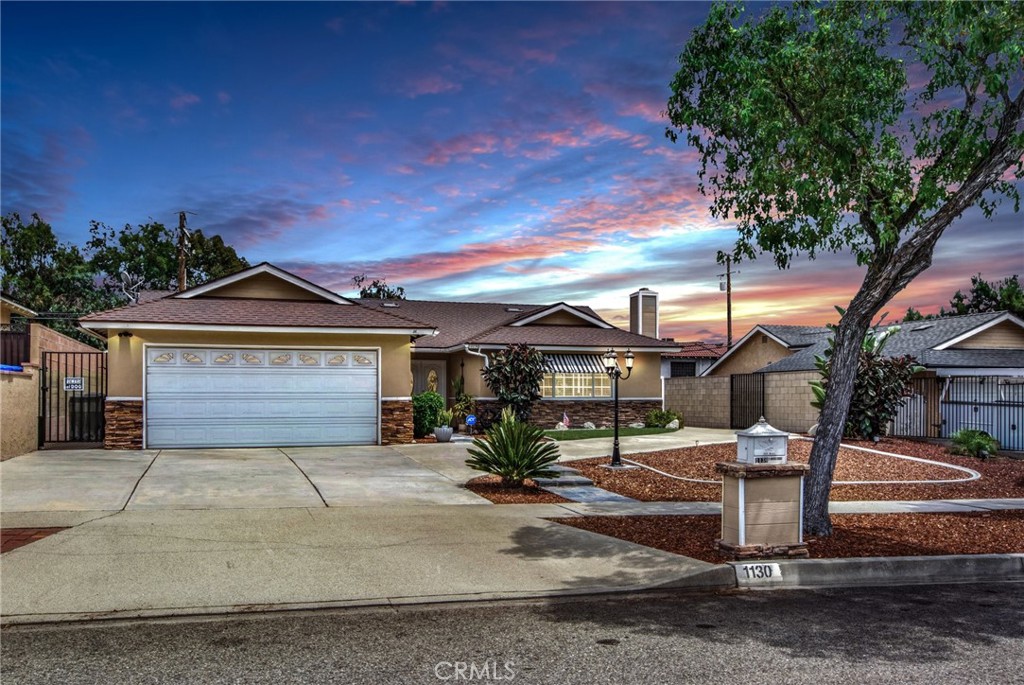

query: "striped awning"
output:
544 354 605 374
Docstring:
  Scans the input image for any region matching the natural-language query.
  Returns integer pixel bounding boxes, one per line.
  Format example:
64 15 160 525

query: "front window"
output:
542 372 611 398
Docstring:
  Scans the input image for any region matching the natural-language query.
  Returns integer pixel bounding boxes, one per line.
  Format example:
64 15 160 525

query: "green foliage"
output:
412 391 445 438
480 344 546 421
667 2 1023 272
949 429 1000 459
437 408 454 428
944 274 1024 319
450 376 475 422
87 221 248 292
465 409 560 487
645 409 682 429
809 314 925 440
352 273 405 300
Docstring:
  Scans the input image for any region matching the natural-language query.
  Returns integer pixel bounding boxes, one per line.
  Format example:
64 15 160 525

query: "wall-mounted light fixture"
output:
117 331 133 338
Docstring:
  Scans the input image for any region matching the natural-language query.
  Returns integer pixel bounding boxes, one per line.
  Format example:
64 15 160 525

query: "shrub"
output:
949 429 1000 459
466 407 560 487
480 343 546 421
645 409 682 429
412 391 444 438
437 408 454 428
809 312 924 440
450 376 475 423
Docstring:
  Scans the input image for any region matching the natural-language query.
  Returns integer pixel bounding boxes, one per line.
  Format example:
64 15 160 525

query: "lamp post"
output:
602 348 635 468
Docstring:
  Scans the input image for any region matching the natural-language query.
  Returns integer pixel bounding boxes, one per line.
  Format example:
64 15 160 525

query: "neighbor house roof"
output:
0 294 38 318
356 298 679 352
663 341 727 360
757 311 1023 373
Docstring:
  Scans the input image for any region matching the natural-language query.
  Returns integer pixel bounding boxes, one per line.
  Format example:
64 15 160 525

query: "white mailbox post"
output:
716 417 808 560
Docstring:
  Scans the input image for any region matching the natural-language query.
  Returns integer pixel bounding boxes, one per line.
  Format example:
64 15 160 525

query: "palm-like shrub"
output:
466 408 560 487
949 429 999 459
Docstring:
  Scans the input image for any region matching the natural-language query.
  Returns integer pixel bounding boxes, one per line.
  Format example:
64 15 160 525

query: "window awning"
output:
544 354 605 374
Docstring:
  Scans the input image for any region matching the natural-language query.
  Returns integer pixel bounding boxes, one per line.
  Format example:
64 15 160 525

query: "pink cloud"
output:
216 91 232 105
423 132 500 165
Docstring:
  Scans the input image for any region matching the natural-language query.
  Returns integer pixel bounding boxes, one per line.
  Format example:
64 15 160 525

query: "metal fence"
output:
39 351 107 446
891 375 1024 452
730 373 765 429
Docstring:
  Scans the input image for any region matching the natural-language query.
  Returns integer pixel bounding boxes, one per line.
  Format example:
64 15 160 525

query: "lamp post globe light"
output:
602 348 635 469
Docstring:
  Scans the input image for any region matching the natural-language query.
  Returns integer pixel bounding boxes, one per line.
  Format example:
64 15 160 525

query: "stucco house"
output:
660 341 726 379
80 263 677 450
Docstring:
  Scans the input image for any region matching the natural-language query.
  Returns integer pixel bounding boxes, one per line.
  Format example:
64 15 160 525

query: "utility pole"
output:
718 255 736 348
176 211 189 292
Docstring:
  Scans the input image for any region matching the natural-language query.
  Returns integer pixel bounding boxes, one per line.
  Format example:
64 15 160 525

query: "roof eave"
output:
81 321 436 337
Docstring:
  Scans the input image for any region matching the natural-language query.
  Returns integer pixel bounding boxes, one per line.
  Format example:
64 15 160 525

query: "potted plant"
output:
434 408 455 443
450 376 476 431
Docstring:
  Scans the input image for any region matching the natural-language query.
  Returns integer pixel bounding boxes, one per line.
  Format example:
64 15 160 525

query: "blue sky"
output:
2 1 1021 341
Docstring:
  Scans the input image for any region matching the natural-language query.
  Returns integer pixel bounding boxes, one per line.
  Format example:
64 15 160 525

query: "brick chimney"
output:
629 288 659 338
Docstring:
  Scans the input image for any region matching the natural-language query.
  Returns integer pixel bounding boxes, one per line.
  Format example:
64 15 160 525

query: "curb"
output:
728 553 1024 590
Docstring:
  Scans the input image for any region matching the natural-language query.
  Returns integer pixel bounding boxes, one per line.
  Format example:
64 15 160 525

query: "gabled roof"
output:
356 298 679 352
174 262 355 305
756 311 1023 373
0 294 37 318
509 303 613 329
80 264 435 335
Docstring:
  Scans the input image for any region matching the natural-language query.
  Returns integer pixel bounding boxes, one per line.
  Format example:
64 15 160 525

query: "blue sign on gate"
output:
465 414 477 426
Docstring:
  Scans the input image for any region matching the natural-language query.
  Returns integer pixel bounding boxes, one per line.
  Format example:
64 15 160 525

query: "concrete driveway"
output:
0 445 487 513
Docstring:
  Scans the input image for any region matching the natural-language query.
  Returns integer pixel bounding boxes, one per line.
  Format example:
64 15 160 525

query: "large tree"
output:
666 1 1023 535
87 220 248 293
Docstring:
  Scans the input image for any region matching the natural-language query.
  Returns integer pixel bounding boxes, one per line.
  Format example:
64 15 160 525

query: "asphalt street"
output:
2 583 1022 685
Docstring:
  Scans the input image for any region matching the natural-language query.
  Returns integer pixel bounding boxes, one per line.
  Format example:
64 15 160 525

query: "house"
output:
703 312 1024 377
671 311 1024 449
661 341 726 379
80 263 677 450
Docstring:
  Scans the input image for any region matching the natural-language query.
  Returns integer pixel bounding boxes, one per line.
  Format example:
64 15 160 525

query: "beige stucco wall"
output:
107 330 412 398
665 376 730 428
205 273 327 300
708 335 791 376
1 367 38 459
951 320 1024 349
763 371 819 433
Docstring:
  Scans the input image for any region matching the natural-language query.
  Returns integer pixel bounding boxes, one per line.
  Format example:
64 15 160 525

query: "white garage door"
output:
145 347 378 448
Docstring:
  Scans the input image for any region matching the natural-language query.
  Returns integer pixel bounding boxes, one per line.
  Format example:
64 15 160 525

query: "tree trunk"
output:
802 297 874 536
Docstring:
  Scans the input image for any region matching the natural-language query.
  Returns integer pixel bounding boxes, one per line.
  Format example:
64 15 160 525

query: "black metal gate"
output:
39 351 107 447
730 373 765 429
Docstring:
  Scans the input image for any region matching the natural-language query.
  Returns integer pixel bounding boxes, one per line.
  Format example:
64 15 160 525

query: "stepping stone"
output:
541 485 637 503
533 464 593 487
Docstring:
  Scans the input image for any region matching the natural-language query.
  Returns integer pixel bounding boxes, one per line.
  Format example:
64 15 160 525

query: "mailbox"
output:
736 417 788 465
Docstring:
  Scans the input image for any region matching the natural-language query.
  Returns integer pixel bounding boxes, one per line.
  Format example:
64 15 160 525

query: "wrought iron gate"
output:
730 373 765 429
39 351 107 447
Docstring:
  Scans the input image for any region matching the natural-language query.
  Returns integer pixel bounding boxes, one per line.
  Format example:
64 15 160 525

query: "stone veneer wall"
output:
474 399 662 428
381 400 414 444
104 400 143 449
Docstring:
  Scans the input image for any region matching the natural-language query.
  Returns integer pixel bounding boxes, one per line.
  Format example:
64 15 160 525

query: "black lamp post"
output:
602 348 634 468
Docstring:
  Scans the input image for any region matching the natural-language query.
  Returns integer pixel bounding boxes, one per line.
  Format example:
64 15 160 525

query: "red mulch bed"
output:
556 511 1024 563
1 528 67 553
465 475 573 504
570 438 1024 502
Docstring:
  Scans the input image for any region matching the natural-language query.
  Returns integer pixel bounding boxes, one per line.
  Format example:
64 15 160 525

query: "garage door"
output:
145 347 378 448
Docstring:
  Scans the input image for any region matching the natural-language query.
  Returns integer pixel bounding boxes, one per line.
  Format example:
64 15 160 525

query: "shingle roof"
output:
759 325 831 347
356 298 678 351
80 294 434 331
757 311 1020 372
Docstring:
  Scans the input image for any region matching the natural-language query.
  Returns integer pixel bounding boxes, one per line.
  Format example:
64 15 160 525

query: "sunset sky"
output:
2 2 1021 342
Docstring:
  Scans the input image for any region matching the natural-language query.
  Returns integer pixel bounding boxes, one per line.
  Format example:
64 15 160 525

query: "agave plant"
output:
465 407 560 488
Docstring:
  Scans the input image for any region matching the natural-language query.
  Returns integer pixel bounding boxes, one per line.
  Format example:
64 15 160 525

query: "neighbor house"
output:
80 263 677 450
666 311 1024 449
660 341 726 379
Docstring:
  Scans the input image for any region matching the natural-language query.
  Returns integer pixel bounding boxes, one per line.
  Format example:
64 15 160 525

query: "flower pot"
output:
434 426 454 443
